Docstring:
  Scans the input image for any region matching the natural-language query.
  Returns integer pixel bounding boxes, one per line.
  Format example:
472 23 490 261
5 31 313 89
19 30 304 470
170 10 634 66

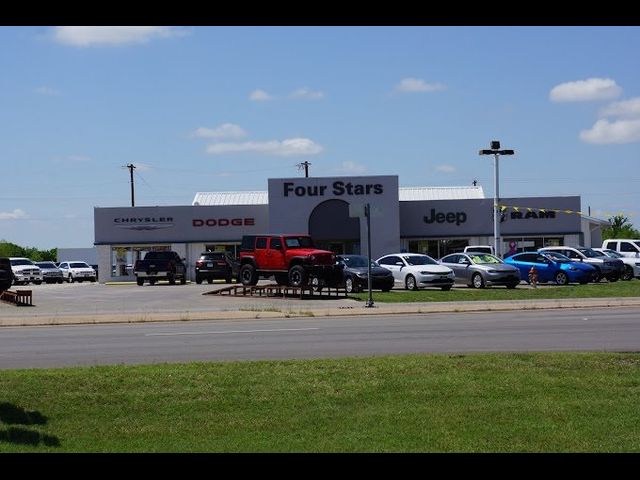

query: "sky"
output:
1 26 639 250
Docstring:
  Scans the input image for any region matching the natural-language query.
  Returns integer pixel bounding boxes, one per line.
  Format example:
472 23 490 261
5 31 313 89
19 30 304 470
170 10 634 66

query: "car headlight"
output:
487 269 497 273
356 272 368 278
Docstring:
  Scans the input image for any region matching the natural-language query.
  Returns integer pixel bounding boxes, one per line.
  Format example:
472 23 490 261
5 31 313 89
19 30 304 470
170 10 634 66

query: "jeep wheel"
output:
240 264 259 286
136 277 144 286
288 265 307 288
195 275 203 284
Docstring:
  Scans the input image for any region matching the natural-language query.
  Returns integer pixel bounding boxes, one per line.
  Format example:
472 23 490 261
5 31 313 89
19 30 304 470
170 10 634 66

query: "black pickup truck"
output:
133 251 187 286
0 257 14 291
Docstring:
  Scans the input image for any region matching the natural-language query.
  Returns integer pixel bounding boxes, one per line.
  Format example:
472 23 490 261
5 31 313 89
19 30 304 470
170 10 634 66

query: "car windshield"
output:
604 250 622 258
469 254 502 264
201 254 225 260
543 252 571 263
403 255 438 266
577 248 600 258
340 256 377 268
70 262 90 268
36 262 57 268
10 259 34 266
285 236 314 248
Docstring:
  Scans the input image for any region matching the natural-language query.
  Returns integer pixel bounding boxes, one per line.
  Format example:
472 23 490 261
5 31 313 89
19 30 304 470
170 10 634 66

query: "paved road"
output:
2 307 639 369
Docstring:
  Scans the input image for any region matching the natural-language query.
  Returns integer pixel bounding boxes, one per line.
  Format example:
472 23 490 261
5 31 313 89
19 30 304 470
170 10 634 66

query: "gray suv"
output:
538 246 622 282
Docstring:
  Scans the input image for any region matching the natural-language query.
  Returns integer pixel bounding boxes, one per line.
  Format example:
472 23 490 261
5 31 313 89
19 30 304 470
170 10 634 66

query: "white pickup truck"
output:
8 257 43 285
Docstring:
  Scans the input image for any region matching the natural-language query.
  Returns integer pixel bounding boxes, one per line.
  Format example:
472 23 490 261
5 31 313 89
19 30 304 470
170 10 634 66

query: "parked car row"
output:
0 257 97 286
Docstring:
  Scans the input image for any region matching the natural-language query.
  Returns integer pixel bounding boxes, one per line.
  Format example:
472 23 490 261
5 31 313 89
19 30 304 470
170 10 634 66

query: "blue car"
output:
504 251 596 285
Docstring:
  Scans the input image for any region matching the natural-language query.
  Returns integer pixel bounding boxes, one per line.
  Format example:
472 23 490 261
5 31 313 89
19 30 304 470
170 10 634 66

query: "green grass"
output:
1 353 640 452
350 279 640 302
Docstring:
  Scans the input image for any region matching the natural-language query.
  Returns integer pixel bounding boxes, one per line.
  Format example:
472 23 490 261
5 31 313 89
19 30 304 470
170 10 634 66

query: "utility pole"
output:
365 203 374 308
125 164 136 206
297 161 311 177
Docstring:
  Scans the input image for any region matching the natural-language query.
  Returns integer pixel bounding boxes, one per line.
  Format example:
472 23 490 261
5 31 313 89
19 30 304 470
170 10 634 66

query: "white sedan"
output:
376 253 455 291
58 261 97 283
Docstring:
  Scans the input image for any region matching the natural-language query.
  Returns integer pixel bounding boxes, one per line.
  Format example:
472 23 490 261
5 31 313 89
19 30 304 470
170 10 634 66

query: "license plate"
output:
207 263 213 267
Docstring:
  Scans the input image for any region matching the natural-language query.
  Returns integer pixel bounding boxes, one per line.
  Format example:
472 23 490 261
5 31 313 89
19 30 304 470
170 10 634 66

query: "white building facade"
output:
93 175 607 283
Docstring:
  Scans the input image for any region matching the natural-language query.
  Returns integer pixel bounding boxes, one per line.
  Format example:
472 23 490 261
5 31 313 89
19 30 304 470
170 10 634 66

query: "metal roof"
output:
398 186 485 201
192 185 485 206
192 191 269 206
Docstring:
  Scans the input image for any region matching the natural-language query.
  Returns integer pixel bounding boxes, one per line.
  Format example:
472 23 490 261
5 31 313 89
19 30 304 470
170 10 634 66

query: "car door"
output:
378 256 404 285
59 262 69 280
510 254 536 279
533 254 554 282
268 236 287 271
441 254 465 285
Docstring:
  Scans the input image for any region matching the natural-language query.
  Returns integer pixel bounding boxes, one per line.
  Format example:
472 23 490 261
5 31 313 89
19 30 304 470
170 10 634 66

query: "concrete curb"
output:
1 297 640 327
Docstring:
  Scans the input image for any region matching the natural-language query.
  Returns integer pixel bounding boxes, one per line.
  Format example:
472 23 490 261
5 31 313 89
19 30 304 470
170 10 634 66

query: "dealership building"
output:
94 175 608 283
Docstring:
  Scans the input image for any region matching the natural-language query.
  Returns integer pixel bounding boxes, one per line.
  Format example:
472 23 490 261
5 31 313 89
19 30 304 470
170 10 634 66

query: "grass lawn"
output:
349 279 640 302
1 352 640 452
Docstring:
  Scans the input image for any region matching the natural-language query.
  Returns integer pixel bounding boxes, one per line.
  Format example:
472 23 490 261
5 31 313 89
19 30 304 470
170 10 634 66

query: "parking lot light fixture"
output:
478 140 515 258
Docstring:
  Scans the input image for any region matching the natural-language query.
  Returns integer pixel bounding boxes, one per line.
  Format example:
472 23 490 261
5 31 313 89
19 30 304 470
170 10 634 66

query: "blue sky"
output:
1 26 639 249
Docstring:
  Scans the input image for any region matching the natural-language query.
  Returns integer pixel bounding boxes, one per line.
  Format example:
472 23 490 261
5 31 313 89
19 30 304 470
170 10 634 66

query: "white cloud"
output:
336 161 367 174
0 209 28 220
289 87 324 100
206 138 323 156
395 77 446 93
580 118 640 144
52 26 185 47
192 123 247 139
134 163 153 172
600 97 640 118
549 77 622 102
435 164 456 173
34 86 61 96
249 89 274 101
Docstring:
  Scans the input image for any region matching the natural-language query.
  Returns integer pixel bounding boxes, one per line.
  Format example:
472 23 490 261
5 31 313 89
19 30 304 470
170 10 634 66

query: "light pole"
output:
479 140 514 258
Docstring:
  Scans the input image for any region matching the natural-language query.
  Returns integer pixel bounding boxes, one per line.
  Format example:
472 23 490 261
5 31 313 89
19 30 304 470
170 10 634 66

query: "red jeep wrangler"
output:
238 234 344 288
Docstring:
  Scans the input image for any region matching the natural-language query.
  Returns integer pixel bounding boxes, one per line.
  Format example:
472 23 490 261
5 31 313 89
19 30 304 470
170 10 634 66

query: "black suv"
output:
195 252 239 284
0 257 14 291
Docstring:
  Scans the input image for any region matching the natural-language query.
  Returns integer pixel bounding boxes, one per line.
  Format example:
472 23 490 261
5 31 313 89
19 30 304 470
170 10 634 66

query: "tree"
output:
602 215 640 240
0 241 57 261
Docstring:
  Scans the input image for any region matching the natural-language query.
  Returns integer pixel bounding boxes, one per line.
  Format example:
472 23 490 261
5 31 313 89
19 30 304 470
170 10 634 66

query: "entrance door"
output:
309 199 360 253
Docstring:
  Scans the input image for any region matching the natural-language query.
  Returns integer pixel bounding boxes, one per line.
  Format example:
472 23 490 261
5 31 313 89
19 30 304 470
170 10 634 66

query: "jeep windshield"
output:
285 237 315 248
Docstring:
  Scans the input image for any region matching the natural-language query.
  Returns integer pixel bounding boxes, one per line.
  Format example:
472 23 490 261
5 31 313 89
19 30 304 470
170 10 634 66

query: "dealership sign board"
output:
268 176 400 258
400 196 582 237
94 205 268 244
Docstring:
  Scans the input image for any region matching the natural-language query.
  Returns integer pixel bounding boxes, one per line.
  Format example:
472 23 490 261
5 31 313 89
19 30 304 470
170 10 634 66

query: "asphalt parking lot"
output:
2 279 638 327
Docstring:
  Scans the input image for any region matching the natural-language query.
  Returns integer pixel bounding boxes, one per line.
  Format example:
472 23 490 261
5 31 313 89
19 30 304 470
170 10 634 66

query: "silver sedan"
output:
439 252 521 289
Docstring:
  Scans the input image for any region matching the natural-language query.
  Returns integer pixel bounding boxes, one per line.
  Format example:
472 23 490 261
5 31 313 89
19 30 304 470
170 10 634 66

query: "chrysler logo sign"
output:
114 217 174 231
